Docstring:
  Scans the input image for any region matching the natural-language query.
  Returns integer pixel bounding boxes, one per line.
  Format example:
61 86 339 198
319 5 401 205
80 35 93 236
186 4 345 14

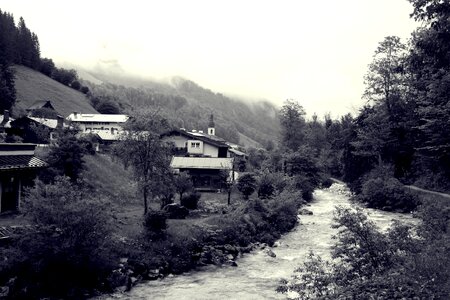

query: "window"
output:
190 142 201 148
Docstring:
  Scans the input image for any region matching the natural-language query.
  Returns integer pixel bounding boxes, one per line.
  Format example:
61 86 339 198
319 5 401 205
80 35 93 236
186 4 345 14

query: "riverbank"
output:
100 182 420 299
98 188 306 296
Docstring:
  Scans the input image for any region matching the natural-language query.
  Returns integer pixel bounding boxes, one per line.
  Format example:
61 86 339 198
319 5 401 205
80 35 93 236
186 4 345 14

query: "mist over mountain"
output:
74 65 280 148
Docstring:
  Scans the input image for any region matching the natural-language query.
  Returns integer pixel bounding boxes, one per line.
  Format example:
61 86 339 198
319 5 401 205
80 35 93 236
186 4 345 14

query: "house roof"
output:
66 113 129 123
170 157 233 170
28 117 59 129
0 155 47 171
27 100 55 110
162 129 229 148
228 148 247 157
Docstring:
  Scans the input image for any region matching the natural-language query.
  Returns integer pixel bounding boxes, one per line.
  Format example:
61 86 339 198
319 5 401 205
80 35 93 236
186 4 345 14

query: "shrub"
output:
180 192 201 209
237 173 257 199
257 173 275 199
359 177 418 212
143 210 168 233
5 177 115 299
163 204 189 219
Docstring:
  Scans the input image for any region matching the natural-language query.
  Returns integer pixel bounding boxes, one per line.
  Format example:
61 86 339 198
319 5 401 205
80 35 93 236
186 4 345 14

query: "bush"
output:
237 173 257 199
359 177 418 212
4 177 115 299
180 192 201 209
257 173 275 199
163 203 189 219
143 210 168 233
278 202 450 299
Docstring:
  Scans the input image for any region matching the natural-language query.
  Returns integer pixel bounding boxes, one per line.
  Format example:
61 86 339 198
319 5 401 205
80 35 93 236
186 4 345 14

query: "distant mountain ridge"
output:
78 68 280 148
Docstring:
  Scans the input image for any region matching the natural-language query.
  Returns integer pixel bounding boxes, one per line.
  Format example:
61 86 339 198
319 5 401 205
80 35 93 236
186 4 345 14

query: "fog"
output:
2 0 417 116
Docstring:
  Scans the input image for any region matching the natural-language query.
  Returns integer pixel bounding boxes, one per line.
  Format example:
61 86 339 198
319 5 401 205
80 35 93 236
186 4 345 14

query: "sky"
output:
1 0 418 117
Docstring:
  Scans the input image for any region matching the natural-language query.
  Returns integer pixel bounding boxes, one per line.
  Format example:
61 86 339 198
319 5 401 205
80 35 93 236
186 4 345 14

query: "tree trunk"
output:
227 189 231 205
143 187 148 215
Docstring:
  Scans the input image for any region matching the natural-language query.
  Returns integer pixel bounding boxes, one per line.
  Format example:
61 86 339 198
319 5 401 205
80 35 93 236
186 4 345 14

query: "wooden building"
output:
0 143 47 213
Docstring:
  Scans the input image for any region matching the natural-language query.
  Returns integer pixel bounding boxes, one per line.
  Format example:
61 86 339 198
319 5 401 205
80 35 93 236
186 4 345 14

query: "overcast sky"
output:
2 0 418 117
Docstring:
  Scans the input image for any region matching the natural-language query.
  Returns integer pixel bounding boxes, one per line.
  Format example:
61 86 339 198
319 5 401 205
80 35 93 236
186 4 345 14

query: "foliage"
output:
257 172 275 199
40 127 86 182
173 172 194 202
180 191 201 210
143 210 168 235
0 63 16 114
237 172 257 199
278 99 306 151
279 201 450 299
4 177 114 299
358 175 419 212
114 111 173 214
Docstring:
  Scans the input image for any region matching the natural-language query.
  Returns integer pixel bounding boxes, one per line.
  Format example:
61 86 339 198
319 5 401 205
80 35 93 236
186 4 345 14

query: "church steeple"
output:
208 114 215 135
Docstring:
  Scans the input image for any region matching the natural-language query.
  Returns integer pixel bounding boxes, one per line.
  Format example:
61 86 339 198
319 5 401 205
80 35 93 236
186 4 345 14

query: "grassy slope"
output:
13 65 98 117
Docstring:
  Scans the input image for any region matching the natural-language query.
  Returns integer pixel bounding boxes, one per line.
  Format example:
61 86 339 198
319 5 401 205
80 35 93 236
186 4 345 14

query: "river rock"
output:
148 269 160 280
299 208 313 215
265 249 276 258
273 241 281 247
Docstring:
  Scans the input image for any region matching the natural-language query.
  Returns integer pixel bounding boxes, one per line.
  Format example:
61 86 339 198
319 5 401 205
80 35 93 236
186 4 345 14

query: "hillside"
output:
79 69 280 148
12 65 98 117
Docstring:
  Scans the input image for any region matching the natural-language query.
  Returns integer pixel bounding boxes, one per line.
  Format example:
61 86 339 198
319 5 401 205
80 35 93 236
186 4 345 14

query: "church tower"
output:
208 114 215 136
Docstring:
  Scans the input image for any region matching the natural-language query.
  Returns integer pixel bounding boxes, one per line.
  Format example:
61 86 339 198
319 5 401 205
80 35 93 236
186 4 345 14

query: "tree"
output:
42 128 86 182
173 172 193 202
115 111 172 214
363 36 408 111
408 0 450 178
40 57 55 76
279 99 307 151
237 173 257 199
96 100 120 114
0 63 15 113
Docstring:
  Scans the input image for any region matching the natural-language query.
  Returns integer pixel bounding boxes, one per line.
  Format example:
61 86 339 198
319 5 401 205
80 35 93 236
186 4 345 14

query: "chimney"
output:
56 115 64 129
73 112 78 119
2 110 10 125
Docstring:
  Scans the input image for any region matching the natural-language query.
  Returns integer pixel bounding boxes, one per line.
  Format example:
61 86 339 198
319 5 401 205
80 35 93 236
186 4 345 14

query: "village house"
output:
0 143 47 213
162 114 243 190
0 110 13 135
9 115 65 144
66 112 129 143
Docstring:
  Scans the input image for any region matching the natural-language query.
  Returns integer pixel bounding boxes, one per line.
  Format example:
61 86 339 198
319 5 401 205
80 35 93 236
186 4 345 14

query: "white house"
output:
66 112 129 141
162 114 242 190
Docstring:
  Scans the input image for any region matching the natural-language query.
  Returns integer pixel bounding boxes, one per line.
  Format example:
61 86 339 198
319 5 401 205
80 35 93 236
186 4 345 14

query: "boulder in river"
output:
299 208 313 215
265 249 276 258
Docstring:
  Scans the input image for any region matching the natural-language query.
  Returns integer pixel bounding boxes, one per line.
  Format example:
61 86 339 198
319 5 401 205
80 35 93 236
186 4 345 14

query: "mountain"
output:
78 69 280 148
12 65 98 117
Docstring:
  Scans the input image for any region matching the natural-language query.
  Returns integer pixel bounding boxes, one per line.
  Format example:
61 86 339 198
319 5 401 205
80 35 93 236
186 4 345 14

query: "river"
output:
105 183 417 300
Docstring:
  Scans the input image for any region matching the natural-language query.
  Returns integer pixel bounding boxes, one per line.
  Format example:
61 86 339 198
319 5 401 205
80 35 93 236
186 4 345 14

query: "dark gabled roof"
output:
27 100 55 110
162 129 229 148
0 155 47 171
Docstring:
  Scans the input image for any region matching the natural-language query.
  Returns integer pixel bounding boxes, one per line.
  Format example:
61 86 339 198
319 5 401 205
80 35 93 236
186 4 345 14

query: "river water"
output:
106 183 417 300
